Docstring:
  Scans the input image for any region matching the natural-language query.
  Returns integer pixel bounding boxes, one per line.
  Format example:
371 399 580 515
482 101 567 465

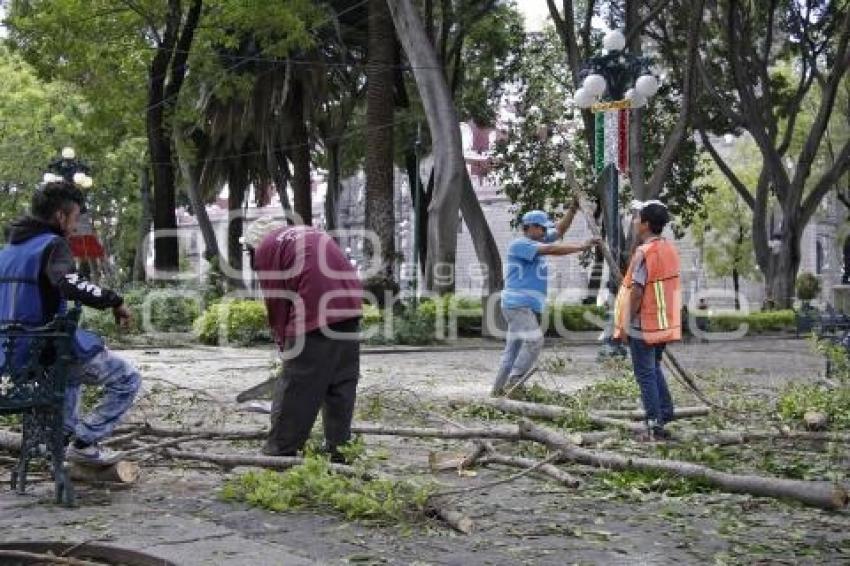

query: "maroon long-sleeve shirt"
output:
253 226 362 343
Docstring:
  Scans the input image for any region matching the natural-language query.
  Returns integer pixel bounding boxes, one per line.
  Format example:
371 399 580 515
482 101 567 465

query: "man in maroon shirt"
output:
244 218 362 461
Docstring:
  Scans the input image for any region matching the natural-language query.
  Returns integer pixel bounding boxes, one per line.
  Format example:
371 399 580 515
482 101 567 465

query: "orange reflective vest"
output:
613 238 682 345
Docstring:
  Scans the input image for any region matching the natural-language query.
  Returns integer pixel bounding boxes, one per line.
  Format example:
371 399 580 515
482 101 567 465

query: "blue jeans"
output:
492 307 544 393
63 349 142 444
628 338 674 426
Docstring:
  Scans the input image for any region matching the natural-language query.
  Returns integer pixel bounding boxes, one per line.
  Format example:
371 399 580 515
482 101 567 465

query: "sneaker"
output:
66 443 119 465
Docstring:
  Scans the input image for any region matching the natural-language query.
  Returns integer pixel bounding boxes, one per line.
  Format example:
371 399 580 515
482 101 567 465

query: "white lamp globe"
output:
573 87 593 108
603 29 626 51
80 175 93 189
582 74 607 97
635 75 659 97
625 89 646 108
61 147 76 160
73 172 86 185
43 173 57 183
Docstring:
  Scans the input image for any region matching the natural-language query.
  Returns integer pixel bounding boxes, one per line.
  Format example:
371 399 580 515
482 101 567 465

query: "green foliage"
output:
194 299 270 346
220 456 432 523
705 310 795 333
546 304 607 332
416 294 482 335
796 273 821 302
814 338 850 382
691 144 759 285
600 469 712 498
777 384 850 429
79 287 200 338
365 307 437 346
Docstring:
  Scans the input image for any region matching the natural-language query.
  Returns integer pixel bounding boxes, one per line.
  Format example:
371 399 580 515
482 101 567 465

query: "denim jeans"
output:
628 338 674 426
63 349 142 445
492 307 544 393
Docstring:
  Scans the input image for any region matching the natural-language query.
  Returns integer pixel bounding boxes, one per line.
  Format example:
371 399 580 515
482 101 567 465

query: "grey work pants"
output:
492 307 544 394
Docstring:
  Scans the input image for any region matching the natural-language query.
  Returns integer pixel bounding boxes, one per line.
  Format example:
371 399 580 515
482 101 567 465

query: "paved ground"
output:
1 336 845 565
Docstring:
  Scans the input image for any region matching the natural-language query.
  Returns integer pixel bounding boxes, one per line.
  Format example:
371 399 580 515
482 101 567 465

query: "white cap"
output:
242 216 285 249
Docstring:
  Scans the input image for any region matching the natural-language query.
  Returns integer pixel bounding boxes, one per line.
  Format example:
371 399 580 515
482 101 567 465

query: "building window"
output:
816 240 824 275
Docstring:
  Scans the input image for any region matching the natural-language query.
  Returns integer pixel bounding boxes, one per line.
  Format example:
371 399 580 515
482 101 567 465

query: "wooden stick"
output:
427 506 474 534
478 452 580 488
518 419 849 511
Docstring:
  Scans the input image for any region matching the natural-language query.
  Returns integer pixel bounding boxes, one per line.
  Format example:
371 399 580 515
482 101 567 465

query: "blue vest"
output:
0 232 104 364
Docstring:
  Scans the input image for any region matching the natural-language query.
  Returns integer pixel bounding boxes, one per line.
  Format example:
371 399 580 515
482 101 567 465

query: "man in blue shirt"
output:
492 206 598 395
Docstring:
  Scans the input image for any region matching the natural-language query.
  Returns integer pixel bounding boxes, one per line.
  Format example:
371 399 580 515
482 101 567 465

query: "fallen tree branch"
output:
594 406 710 420
161 448 380 479
0 550 103 566
430 451 564 500
478 452 580 488
125 421 601 446
163 448 472 534
518 419 849 511
477 397 644 434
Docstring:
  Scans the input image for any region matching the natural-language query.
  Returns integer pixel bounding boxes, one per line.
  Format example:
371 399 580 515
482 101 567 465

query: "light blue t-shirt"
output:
501 229 558 314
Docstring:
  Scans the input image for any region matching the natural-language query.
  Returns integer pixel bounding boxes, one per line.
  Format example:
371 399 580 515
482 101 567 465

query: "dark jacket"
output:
4 216 123 320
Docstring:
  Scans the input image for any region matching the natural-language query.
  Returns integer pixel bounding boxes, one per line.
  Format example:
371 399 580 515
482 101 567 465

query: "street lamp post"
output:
411 123 423 306
572 30 660 359
44 147 104 275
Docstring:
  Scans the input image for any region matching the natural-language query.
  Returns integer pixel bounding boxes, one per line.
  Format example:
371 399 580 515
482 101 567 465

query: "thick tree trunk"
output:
145 0 202 274
389 0 464 294
227 176 246 289
365 0 398 299
132 167 153 282
324 141 342 232
147 104 179 274
289 80 312 225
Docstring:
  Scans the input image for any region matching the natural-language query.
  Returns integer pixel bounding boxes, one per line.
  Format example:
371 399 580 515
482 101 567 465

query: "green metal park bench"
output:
0 308 80 506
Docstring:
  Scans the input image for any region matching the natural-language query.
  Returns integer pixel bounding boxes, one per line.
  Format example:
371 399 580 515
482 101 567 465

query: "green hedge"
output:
697 310 795 334
546 304 607 332
80 287 200 338
194 299 270 346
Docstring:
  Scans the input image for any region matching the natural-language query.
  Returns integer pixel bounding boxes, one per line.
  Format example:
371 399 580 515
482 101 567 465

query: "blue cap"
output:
521 210 554 228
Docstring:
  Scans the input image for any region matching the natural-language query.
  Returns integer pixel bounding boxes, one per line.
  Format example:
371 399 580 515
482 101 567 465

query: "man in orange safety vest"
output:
613 201 682 440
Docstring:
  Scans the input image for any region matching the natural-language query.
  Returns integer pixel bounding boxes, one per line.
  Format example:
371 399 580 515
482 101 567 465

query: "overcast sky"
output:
518 2 551 32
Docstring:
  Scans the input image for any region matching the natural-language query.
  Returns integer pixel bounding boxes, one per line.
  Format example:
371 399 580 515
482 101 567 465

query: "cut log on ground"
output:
427 506 474 534
69 461 140 484
518 419 849 511
594 406 710 420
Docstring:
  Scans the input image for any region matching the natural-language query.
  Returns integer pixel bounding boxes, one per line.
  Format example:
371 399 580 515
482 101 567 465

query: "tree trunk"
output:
324 141 342 232
732 267 741 310
132 167 153 282
180 157 219 261
520 419 848 511
227 175 246 289
289 80 312 225
365 0 398 300
69 461 140 484
389 0 464 294
145 0 202 274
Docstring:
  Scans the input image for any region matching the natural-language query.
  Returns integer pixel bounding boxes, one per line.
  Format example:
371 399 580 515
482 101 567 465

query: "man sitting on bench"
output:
0 181 141 464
